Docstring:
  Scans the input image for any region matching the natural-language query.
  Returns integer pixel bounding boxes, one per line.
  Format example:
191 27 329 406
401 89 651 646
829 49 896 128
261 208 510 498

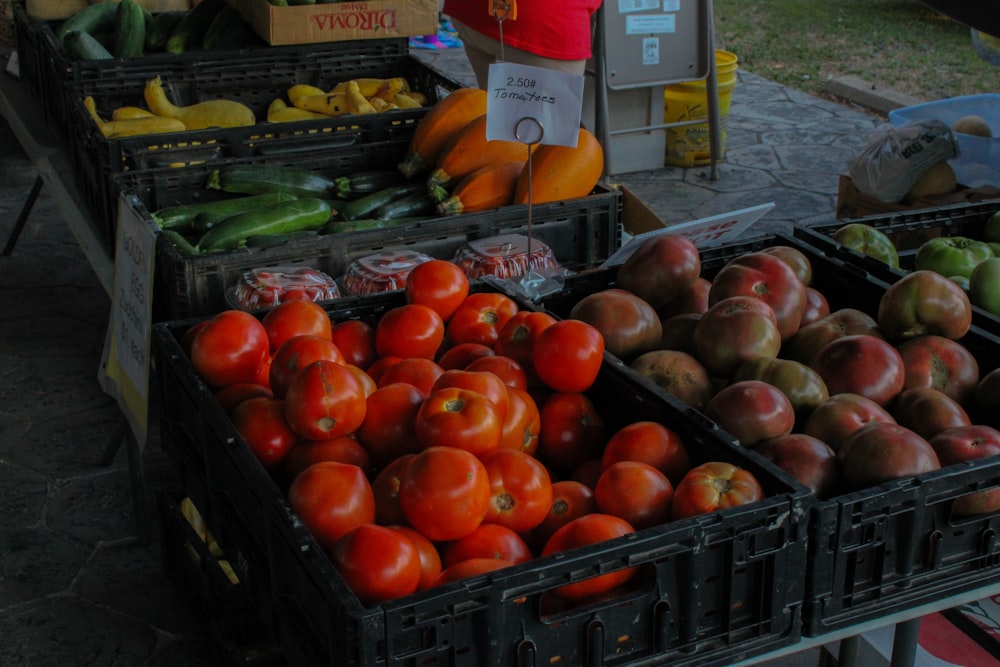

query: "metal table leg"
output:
890 618 922 667
3 174 43 256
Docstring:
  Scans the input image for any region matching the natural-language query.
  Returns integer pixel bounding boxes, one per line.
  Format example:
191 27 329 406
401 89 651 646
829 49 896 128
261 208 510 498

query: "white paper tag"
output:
485 62 584 147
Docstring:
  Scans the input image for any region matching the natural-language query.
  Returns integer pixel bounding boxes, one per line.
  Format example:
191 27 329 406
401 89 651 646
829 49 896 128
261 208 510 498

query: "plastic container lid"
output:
453 234 563 280
225 266 341 311
341 249 434 295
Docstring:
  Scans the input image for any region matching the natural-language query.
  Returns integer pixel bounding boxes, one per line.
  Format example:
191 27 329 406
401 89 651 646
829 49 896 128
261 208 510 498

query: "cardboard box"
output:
228 0 438 46
835 173 1000 219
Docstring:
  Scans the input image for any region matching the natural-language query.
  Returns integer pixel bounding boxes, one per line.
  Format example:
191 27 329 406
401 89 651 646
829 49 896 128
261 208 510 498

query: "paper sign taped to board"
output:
486 62 584 146
602 202 776 266
626 13 675 35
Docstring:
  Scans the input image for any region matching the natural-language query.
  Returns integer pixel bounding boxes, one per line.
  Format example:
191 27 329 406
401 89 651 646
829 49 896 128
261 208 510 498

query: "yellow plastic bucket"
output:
663 50 738 167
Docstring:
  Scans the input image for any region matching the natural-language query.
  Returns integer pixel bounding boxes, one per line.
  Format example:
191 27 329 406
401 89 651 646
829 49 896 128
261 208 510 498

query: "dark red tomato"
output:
357 383 425 469
269 334 345 399
436 342 495 371
405 259 471 321
801 287 831 327
537 392 608 472
371 454 416 526
446 292 520 347
284 360 367 441
386 525 442 592
180 320 209 357
399 446 491 542
281 435 371 487
231 396 298 471
288 461 375 552
213 383 272 414
571 458 604 490
375 304 446 360
532 319 604 393
330 319 377 371
601 420 691 487
465 355 528 391
495 311 558 386
595 461 674 530
376 357 445 397
366 355 404 385
480 448 553 533
261 300 333 353
415 387 503 457
440 523 533 567
541 514 637 601
431 369 510 420
499 387 541 455
671 462 764 520
344 364 377 398
525 480 598 551
190 310 270 389
431 558 513 588
332 523 421 606
810 334 906 407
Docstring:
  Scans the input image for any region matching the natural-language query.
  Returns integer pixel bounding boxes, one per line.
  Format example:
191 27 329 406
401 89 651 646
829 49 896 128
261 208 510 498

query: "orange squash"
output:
436 161 525 215
397 88 488 178
427 114 535 188
513 127 604 205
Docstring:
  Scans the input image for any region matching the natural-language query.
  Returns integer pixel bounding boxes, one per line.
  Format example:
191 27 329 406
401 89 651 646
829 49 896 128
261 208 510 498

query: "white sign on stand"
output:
485 62 584 147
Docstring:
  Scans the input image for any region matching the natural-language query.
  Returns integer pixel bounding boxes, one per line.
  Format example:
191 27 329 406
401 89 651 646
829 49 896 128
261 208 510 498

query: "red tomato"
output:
495 311 558 386
541 514 637 601
253 354 273 389
399 446 491 541
261 300 332 353
344 364 377 398
440 523 533 567
525 480 598 551
231 396 298 471
180 320 209 358
405 259 471 321
465 354 528 391
191 310 270 389
431 558 513 588
537 392 608 472
281 435 371 486
446 293 520 347
366 355 404 385
415 387 503 456
499 387 541 455
376 357 445 397
436 342 495 370
283 360 367 441
532 319 604 393
268 334 345 399
288 461 375 552
332 523 421 605
375 304 445 360
213 383 272 414
480 448 553 533
371 454 416 526
595 461 674 530
671 462 764 520
386 525 442 591
358 383 425 469
330 319 377 370
571 458 604 490
431 369 510 420
601 421 691 487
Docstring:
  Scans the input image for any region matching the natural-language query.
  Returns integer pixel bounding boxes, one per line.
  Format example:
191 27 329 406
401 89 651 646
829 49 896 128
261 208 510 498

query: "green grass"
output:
712 0 1000 102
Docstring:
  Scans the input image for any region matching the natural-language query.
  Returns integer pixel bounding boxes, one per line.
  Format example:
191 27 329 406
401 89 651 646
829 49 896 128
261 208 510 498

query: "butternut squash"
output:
426 114 534 188
513 127 604 205
436 161 524 215
267 98 329 123
144 76 255 130
397 87 488 178
83 95 186 138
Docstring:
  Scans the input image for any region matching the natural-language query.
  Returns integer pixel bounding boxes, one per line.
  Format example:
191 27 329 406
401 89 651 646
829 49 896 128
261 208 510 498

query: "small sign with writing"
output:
485 62 584 147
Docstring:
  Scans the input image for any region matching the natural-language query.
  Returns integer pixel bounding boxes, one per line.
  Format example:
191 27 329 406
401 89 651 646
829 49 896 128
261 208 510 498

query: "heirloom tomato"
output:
399 446 491 542
568 288 662 362
332 523 421 606
614 233 701 308
671 462 764 520
915 236 994 280
877 270 972 342
704 380 795 446
831 223 900 268
838 423 940 489
801 393 896 453
969 257 1000 316
731 356 829 425
810 334 905 407
708 251 808 340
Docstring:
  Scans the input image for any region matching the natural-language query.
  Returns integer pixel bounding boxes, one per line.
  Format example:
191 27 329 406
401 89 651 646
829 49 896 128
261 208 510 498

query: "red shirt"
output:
443 0 603 61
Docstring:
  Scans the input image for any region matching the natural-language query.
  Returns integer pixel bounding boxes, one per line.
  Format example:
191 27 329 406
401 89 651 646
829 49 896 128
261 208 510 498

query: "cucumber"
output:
333 170 407 199
374 191 438 220
161 229 201 257
57 2 119 43
207 164 338 198
63 30 114 60
201 5 259 50
152 192 299 232
113 0 146 59
337 182 425 221
197 198 333 251
145 10 186 51
165 0 225 53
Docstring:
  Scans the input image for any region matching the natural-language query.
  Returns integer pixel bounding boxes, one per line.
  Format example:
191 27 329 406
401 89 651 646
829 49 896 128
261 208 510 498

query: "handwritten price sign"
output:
485 62 584 147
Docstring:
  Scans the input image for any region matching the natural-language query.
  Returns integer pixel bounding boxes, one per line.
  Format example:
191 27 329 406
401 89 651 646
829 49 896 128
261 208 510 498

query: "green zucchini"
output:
145 10 186 51
113 0 146 59
201 5 259 50
207 164 338 198
197 198 333 251
63 30 114 60
165 0 225 53
337 182 425 221
152 192 299 232
333 170 407 199
57 2 119 43
161 229 201 257
374 191 438 220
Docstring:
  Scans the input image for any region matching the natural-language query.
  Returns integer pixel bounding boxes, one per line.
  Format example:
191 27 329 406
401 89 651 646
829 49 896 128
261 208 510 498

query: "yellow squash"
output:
144 76 255 130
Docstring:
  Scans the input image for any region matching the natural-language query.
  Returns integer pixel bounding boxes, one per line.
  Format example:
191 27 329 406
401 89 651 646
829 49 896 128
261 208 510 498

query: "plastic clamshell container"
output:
340 249 433 296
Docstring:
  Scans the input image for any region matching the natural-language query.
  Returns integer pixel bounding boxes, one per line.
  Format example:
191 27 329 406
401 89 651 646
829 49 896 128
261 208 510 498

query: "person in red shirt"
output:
442 0 603 88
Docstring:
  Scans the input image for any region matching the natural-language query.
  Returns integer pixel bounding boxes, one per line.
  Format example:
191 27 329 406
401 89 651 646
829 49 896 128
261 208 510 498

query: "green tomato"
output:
914 236 994 280
989 242 1000 256
984 211 1000 244
969 256 1000 316
830 223 900 268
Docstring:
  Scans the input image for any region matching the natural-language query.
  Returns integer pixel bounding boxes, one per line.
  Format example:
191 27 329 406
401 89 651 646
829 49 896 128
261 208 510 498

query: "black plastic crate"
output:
526 232 1000 638
150 289 809 667
117 146 620 321
11 3 49 111
63 55 459 233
